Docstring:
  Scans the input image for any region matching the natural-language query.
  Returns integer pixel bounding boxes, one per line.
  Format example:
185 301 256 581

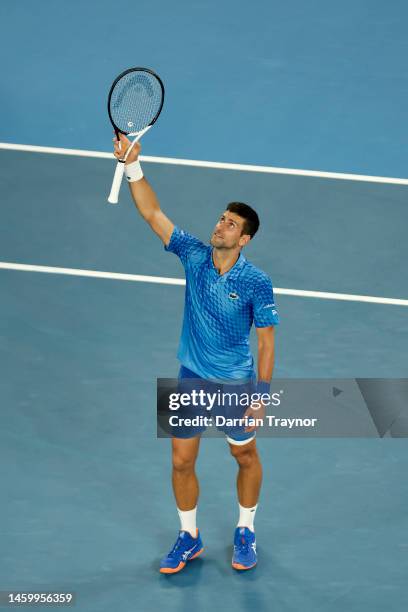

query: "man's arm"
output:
256 326 275 383
243 326 275 432
113 134 174 246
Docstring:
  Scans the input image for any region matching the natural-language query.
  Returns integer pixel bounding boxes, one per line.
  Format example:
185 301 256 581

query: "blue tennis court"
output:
1 1 408 611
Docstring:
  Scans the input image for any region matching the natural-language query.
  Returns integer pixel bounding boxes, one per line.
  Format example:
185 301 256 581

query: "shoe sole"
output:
232 561 257 571
159 547 204 574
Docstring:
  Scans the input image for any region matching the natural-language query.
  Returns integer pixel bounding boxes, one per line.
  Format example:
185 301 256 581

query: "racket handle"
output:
108 161 125 204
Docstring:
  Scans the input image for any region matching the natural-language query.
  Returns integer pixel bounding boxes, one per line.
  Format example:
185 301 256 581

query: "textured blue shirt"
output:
165 226 279 381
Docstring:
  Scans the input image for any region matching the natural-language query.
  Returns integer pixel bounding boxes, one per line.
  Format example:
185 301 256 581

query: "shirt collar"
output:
209 249 246 281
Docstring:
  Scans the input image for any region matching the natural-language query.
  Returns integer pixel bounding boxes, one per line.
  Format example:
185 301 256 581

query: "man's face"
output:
210 211 250 249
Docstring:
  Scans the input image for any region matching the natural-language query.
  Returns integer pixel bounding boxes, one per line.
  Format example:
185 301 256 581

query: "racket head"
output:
107 67 165 136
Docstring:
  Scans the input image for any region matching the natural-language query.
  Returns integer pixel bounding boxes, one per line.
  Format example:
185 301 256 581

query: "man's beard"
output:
211 234 227 249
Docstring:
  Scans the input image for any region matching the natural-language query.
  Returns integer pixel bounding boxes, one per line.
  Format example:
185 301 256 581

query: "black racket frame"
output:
107 66 165 135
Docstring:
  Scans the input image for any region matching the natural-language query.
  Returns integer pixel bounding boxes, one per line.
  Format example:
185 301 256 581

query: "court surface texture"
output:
1 1 407 610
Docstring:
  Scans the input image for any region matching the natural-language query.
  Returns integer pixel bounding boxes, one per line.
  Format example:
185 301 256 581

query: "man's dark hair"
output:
226 202 260 238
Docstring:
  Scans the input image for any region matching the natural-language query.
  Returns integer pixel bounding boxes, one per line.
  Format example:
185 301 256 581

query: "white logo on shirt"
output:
229 292 239 300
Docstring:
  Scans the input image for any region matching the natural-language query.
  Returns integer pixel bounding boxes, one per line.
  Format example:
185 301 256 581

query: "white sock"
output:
177 507 197 537
237 503 258 532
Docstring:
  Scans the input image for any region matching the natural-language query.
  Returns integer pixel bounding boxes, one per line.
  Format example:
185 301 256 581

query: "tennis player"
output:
113 135 279 573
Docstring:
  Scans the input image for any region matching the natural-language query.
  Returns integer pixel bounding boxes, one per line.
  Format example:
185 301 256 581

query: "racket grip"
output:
108 161 125 204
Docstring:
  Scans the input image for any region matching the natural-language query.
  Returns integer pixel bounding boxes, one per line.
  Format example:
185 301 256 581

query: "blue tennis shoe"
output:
160 530 204 574
232 527 257 570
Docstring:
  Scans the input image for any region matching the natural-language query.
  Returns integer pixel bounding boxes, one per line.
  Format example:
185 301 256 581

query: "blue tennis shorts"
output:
172 365 256 446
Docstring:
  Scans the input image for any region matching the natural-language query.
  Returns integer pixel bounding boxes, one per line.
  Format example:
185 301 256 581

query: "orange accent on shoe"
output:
160 561 186 574
159 547 204 574
189 547 204 560
232 561 257 571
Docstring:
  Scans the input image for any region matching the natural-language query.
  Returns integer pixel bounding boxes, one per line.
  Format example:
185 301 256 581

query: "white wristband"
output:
125 160 144 182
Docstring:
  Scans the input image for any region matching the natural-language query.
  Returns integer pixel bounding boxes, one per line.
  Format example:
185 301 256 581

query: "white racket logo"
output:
128 121 134 128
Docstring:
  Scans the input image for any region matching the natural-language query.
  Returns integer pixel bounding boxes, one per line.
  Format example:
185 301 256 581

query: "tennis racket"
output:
107 67 165 204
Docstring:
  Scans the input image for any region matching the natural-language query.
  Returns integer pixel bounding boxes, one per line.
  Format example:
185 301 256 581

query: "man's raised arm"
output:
113 134 174 246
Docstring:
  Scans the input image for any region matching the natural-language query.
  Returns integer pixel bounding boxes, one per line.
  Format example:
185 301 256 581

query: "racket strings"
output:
109 72 163 134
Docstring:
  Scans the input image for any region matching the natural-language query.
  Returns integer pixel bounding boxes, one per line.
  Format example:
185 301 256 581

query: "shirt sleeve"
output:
164 226 207 264
253 275 280 327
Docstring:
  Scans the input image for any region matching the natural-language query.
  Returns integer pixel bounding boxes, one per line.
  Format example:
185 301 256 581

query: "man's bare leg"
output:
229 438 262 508
159 436 203 573
229 438 261 570
172 436 201 510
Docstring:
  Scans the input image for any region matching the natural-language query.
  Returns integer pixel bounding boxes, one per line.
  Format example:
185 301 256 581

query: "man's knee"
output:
230 441 258 468
172 452 196 472
172 439 199 472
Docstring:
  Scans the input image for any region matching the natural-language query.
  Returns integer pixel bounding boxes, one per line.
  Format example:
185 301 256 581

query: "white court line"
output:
0 262 185 286
1 141 408 185
1 262 407 307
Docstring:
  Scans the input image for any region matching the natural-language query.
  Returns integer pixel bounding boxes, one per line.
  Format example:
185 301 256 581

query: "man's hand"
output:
113 133 141 164
244 401 266 433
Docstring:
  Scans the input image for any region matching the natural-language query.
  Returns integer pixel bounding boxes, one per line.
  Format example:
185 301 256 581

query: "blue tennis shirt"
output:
165 226 279 381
